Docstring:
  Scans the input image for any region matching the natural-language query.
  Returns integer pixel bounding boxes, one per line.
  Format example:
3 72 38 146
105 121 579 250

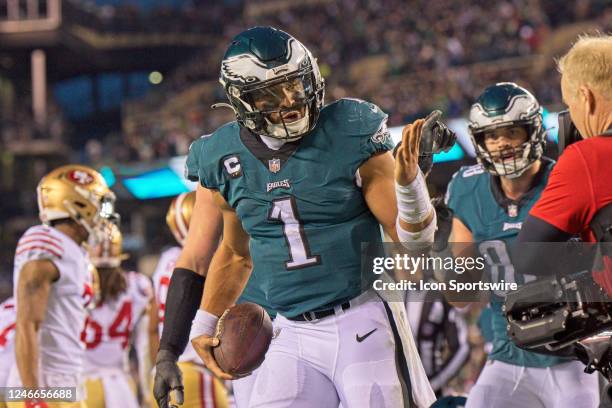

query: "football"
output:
213 302 273 376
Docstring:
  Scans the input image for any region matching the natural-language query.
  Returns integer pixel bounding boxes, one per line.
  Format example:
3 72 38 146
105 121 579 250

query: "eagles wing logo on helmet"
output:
220 35 306 85
221 54 271 84
468 82 545 178
218 26 325 141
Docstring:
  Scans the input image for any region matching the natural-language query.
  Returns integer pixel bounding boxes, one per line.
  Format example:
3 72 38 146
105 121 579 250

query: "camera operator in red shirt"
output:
517 34 612 293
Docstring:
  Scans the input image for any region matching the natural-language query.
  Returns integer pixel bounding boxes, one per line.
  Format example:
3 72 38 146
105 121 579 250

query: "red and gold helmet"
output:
37 164 116 241
89 222 128 268
166 192 195 246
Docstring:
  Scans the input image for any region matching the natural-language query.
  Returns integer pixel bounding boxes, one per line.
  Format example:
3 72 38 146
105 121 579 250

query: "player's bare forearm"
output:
360 151 400 241
175 185 223 276
201 240 253 317
147 296 160 363
15 260 58 387
15 320 40 388
200 191 253 317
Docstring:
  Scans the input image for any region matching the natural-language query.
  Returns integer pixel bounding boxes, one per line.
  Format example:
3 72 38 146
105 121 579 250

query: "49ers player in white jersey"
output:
8 164 116 408
82 223 158 408
152 192 228 408
0 297 16 408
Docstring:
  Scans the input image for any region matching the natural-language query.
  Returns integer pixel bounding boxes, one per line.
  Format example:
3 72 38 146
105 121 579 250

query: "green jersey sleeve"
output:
184 123 240 190
357 101 394 159
320 98 394 171
445 164 485 232
185 135 206 183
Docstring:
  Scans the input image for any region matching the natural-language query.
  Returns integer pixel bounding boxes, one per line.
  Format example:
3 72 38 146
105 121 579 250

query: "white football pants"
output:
466 359 599 408
248 289 435 408
232 366 259 408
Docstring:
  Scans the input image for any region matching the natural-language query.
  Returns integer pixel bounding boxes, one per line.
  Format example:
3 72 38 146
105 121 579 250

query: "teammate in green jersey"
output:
446 82 599 407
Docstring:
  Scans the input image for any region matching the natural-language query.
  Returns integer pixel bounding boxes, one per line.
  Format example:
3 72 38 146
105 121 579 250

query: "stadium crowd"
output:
88 0 612 163
3 0 609 164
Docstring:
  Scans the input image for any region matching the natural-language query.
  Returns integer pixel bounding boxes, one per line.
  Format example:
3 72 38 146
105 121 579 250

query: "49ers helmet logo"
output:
67 169 94 185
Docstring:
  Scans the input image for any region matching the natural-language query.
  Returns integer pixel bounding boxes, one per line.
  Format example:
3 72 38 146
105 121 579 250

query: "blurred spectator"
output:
80 0 608 163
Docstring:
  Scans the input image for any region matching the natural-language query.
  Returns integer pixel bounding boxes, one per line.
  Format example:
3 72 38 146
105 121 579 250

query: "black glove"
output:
418 110 456 175
431 197 453 252
153 350 184 408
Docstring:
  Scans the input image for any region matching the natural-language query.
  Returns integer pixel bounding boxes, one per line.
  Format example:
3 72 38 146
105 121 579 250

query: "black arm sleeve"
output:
159 268 205 357
518 215 574 243
514 215 580 277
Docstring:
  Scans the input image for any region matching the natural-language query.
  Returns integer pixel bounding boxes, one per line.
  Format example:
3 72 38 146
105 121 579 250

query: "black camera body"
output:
557 109 582 155
504 271 612 351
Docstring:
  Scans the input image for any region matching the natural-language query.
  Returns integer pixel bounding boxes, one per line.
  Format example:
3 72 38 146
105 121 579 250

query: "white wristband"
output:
395 169 432 224
396 212 437 249
190 309 219 340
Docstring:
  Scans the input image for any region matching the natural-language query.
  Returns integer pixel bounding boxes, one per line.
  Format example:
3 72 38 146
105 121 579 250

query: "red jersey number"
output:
81 301 133 349
0 322 16 349
157 276 170 323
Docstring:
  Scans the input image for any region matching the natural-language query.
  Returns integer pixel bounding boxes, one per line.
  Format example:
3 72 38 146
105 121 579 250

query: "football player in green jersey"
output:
154 26 449 408
445 83 599 407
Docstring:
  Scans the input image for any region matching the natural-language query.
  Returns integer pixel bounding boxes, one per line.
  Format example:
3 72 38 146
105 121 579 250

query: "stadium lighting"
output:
123 168 190 199
99 166 116 187
148 71 163 85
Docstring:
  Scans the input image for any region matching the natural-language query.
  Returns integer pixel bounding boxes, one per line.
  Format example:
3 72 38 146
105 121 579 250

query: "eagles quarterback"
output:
154 26 447 408
445 83 599 407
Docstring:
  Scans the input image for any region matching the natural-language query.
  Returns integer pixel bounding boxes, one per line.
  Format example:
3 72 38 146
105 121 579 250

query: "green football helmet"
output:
219 26 325 141
468 82 545 178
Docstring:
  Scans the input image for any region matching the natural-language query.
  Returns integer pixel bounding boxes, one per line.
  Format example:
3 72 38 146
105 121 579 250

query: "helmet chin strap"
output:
265 110 310 140
63 199 103 245
492 146 533 179
501 164 531 179
211 102 237 114
259 135 288 150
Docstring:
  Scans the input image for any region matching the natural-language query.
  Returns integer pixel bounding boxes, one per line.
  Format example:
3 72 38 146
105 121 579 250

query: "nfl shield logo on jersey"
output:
508 204 518 217
268 158 281 173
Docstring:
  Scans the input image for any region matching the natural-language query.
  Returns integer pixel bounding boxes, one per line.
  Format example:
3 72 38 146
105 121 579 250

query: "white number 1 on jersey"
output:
268 197 320 270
